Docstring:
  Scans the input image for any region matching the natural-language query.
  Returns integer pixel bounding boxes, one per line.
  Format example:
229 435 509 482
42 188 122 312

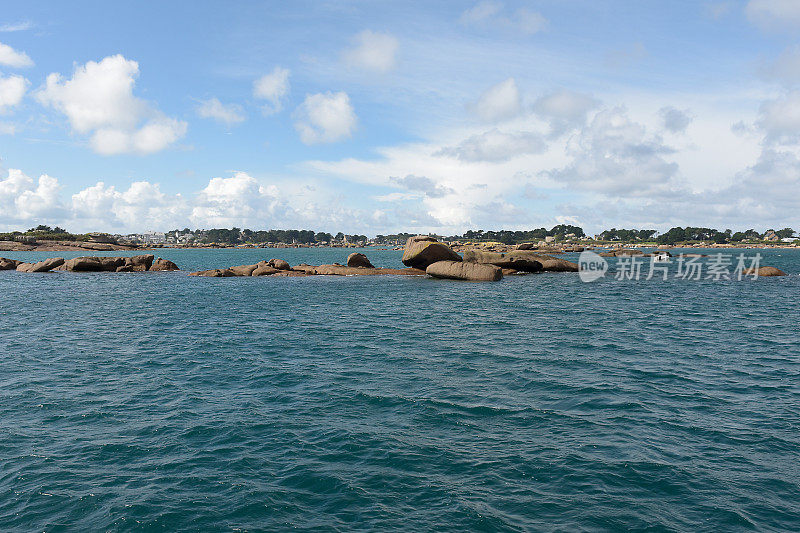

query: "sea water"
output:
1 248 798 531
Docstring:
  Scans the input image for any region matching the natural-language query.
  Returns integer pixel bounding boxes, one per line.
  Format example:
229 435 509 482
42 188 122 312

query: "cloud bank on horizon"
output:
1 0 800 235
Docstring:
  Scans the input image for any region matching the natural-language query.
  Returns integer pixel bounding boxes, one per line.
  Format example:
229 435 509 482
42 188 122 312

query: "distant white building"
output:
122 231 167 244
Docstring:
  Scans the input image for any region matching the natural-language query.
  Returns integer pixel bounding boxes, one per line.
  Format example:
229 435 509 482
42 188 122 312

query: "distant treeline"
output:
0 225 88 242
3 224 798 246
169 228 368 245
442 225 587 244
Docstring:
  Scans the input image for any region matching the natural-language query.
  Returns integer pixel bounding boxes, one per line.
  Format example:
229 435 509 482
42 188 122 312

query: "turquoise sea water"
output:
1 248 799 531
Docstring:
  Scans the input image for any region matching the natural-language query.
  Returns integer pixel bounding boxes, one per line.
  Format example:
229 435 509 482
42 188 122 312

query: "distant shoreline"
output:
3 239 800 254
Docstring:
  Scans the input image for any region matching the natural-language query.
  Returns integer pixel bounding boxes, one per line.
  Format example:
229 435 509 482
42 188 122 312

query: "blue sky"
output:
1 0 799 234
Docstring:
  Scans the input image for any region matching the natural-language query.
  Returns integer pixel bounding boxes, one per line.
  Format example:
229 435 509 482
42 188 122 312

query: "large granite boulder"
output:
127 254 155 271
64 255 138 272
64 256 103 271
463 249 578 272
742 266 786 277
0 257 21 270
426 260 503 281
17 257 65 273
228 264 259 276
149 258 179 271
189 268 235 277
267 259 291 270
401 235 462 269
346 253 374 268
252 265 280 276
462 249 543 272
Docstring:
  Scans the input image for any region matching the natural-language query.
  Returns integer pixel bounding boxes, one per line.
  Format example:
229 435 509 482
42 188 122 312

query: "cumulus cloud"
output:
762 45 800 86
0 41 33 67
659 106 693 133
196 97 245 125
545 106 682 198
746 0 800 30
533 90 598 136
294 91 357 144
391 175 454 198
0 74 27 112
0 168 65 223
436 129 546 162
1 164 397 233
343 30 398 73
470 78 521 122
460 1 547 34
36 54 187 154
71 180 188 229
253 67 290 115
756 91 800 144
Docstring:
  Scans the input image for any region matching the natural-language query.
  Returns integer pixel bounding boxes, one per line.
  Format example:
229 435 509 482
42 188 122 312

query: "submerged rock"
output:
346 252 374 268
426 260 503 281
401 235 462 269
742 266 786 277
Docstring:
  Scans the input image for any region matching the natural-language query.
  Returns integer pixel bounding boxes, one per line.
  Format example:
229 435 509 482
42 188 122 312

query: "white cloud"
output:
196 97 245 125
546 106 682 198
762 45 800 86
659 106 693 133
746 0 800 30
470 78 521 122
343 30 398 73
391 175 454 198
0 168 65 223
0 74 28 112
533 90 598 136
0 122 15 135
756 91 800 144
36 54 187 154
71 180 187 229
460 1 547 34
253 66 290 115
0 21 33 32
0 41 33 67
460 1 503 24
436 129 546 162
294 91 357 144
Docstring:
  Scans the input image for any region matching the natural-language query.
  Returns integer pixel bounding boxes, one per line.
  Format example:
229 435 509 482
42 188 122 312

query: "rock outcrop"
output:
267 258 291 270
401 235 462 269
346 252 374 268
55 254 159 272
252 265 280 276
313 265 425 276
0 257 22 270
228 263 260 276
426 260 503 281
599 249 645 257
462 249 578 272
462 249 542 272
742 266 787 277
189 268 235 277
16 257 65 273
150 258 180 271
